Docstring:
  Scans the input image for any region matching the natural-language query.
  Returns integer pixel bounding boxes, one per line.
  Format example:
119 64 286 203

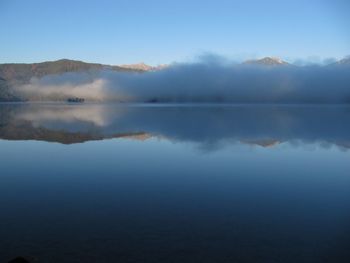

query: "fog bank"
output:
15 58 350 103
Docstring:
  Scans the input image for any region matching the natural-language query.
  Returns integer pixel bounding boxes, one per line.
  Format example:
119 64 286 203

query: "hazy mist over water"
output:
14 57 350 103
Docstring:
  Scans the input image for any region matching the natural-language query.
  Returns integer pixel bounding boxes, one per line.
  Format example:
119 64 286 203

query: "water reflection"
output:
1 103 350 263
1 103 350 149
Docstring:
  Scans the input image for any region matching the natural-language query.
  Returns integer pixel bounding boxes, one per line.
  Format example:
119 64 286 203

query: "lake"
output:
0 103 349 262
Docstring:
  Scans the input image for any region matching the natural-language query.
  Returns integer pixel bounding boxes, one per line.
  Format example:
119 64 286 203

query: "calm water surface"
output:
0 103 349 262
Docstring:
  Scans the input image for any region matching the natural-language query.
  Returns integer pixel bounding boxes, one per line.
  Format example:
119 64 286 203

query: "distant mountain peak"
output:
244 57 289 66
120 62 154 71
335 57 350 65
119 62 168 71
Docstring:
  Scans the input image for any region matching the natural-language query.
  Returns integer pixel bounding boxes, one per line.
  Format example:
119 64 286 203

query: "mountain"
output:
1 59 98 82
120 62 168 71
243 57 290 66
334 57 350 66
0 59 147 83
0 59 165 101
120 62 155 71
0 76 21 101
324 57 350 68
0 59 104 101
0 59 168 83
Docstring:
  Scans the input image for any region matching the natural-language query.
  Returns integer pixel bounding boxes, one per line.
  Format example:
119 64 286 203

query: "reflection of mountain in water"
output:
1 103 350 149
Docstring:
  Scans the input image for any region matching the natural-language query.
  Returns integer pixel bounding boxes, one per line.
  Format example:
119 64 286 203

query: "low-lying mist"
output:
15 57 350 104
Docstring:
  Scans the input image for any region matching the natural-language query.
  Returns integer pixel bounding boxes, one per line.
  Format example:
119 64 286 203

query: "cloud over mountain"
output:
6 56 350 104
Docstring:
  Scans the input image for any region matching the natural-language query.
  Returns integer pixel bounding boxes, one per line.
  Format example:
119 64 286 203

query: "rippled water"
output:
0 103 349 262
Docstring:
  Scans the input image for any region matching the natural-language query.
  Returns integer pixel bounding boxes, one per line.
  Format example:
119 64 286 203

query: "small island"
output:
67 97 85 103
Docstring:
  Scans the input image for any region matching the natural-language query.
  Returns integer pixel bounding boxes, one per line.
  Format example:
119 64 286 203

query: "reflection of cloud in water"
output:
1 104 350 150
16 104 121 127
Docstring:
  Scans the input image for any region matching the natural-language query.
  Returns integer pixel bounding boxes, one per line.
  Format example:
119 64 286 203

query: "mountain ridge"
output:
0 59 158 82
243 57 290 66
0 59 162 101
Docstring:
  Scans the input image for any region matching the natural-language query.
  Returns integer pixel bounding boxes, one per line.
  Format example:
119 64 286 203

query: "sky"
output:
0 0 349 65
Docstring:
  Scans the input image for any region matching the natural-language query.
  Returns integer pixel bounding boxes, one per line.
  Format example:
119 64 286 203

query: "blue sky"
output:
0 0 349 65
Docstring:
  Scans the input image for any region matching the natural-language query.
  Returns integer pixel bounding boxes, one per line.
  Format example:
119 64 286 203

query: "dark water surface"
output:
0 103 349 262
